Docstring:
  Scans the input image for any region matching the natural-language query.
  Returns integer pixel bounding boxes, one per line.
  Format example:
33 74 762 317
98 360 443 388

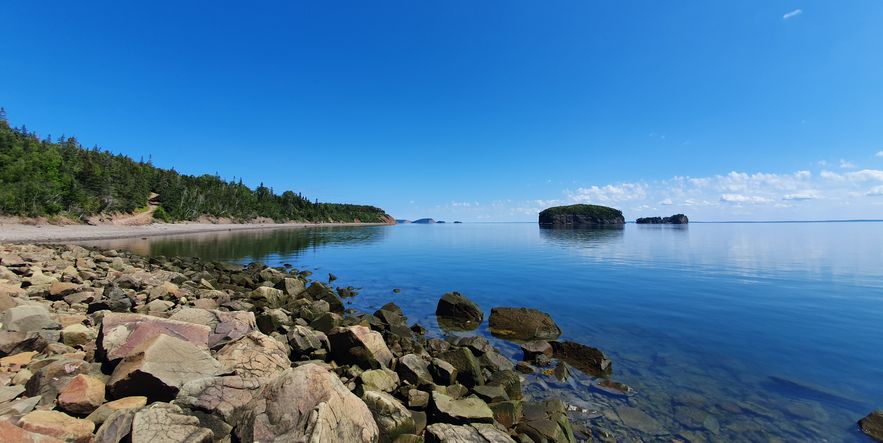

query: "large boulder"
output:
362 390 415 443
233 363 379 442
0 331 48 357
107 334 224 401
550 341 612 377
176 375 264 422
25 358 92 406
97 313 211 364
435 292 483 330
327 325 394 369
860 411 883 442
488 307 561 341
215 332 290 379
425 423 516 443
131 402 213 443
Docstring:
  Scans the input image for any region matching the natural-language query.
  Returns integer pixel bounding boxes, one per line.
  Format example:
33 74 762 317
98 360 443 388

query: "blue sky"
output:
2 1 882 221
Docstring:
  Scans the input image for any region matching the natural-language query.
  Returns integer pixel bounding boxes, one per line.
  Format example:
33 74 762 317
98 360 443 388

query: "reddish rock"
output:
19 410 95 443
58 374 106 415
0 420 64 443
97 313 210 363
86 396 147 425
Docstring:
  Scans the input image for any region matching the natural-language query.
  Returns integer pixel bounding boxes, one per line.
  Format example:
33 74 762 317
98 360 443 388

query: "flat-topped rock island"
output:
538 204 625 227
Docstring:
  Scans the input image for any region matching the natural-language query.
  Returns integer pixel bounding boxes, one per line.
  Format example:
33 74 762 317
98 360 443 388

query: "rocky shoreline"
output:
0 243 617 443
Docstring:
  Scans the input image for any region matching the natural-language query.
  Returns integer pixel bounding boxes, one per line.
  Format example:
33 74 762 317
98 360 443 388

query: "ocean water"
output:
83 222 883 442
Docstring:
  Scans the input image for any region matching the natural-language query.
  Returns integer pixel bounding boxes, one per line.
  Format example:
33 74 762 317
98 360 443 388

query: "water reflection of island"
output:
78 226 389 263
538 225 625 248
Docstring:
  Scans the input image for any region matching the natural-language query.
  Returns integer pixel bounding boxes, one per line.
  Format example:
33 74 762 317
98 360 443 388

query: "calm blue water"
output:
85 222 883 442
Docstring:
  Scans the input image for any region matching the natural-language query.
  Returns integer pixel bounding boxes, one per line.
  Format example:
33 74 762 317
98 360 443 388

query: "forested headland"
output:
0 109 391 223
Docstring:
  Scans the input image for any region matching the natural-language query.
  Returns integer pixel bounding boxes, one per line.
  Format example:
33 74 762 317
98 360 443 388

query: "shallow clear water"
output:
83 222 883 442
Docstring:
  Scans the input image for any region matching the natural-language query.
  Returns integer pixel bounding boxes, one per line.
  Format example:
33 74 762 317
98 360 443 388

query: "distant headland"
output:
397 219 462 224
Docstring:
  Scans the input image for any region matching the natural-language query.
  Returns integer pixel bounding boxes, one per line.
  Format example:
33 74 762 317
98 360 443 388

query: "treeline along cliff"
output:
0 110 391 223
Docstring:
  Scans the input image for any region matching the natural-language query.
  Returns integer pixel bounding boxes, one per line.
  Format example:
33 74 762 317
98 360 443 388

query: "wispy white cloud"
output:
783 9 802 20
721 194 772 204
868 186 883 197
840 159 856 169
876 151 883 158
783 191 818 201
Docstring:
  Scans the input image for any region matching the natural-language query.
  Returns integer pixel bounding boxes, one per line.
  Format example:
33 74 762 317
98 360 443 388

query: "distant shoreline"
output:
0 221 391 243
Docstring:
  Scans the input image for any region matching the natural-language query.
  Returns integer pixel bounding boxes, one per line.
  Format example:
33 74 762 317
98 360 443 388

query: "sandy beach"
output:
0 221 388 243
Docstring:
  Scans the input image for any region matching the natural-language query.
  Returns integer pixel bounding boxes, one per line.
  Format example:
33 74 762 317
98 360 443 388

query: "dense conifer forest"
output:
0 110 390 223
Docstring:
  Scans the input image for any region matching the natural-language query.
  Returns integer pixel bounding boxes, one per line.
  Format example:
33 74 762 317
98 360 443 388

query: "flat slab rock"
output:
131 402 213 443
424 423 516 443
234 363 379 442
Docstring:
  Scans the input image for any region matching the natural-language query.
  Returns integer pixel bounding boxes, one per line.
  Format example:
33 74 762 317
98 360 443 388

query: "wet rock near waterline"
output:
435 292 483 330
0 243 591 443
488 307 561 341
860 411 883 442
550 340 612 377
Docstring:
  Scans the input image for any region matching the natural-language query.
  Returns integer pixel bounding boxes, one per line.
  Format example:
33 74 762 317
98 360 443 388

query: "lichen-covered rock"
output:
215 332 289 379
107 334 223 401
97 312 211 364
363 390 415 443
93 409 136 443
488 307 561 341
430 391 493 424
176 375 264 422
424 423 515 443
234 363 379 443
170 308 256 349
131 402 213 443
328 325 394 369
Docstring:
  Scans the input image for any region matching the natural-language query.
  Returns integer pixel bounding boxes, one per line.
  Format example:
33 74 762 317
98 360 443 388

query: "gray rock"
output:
425 423 516 443
287 325 330 360
397 354 433 386
0 305 59 332
518 400 576 443
436 348 483 387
